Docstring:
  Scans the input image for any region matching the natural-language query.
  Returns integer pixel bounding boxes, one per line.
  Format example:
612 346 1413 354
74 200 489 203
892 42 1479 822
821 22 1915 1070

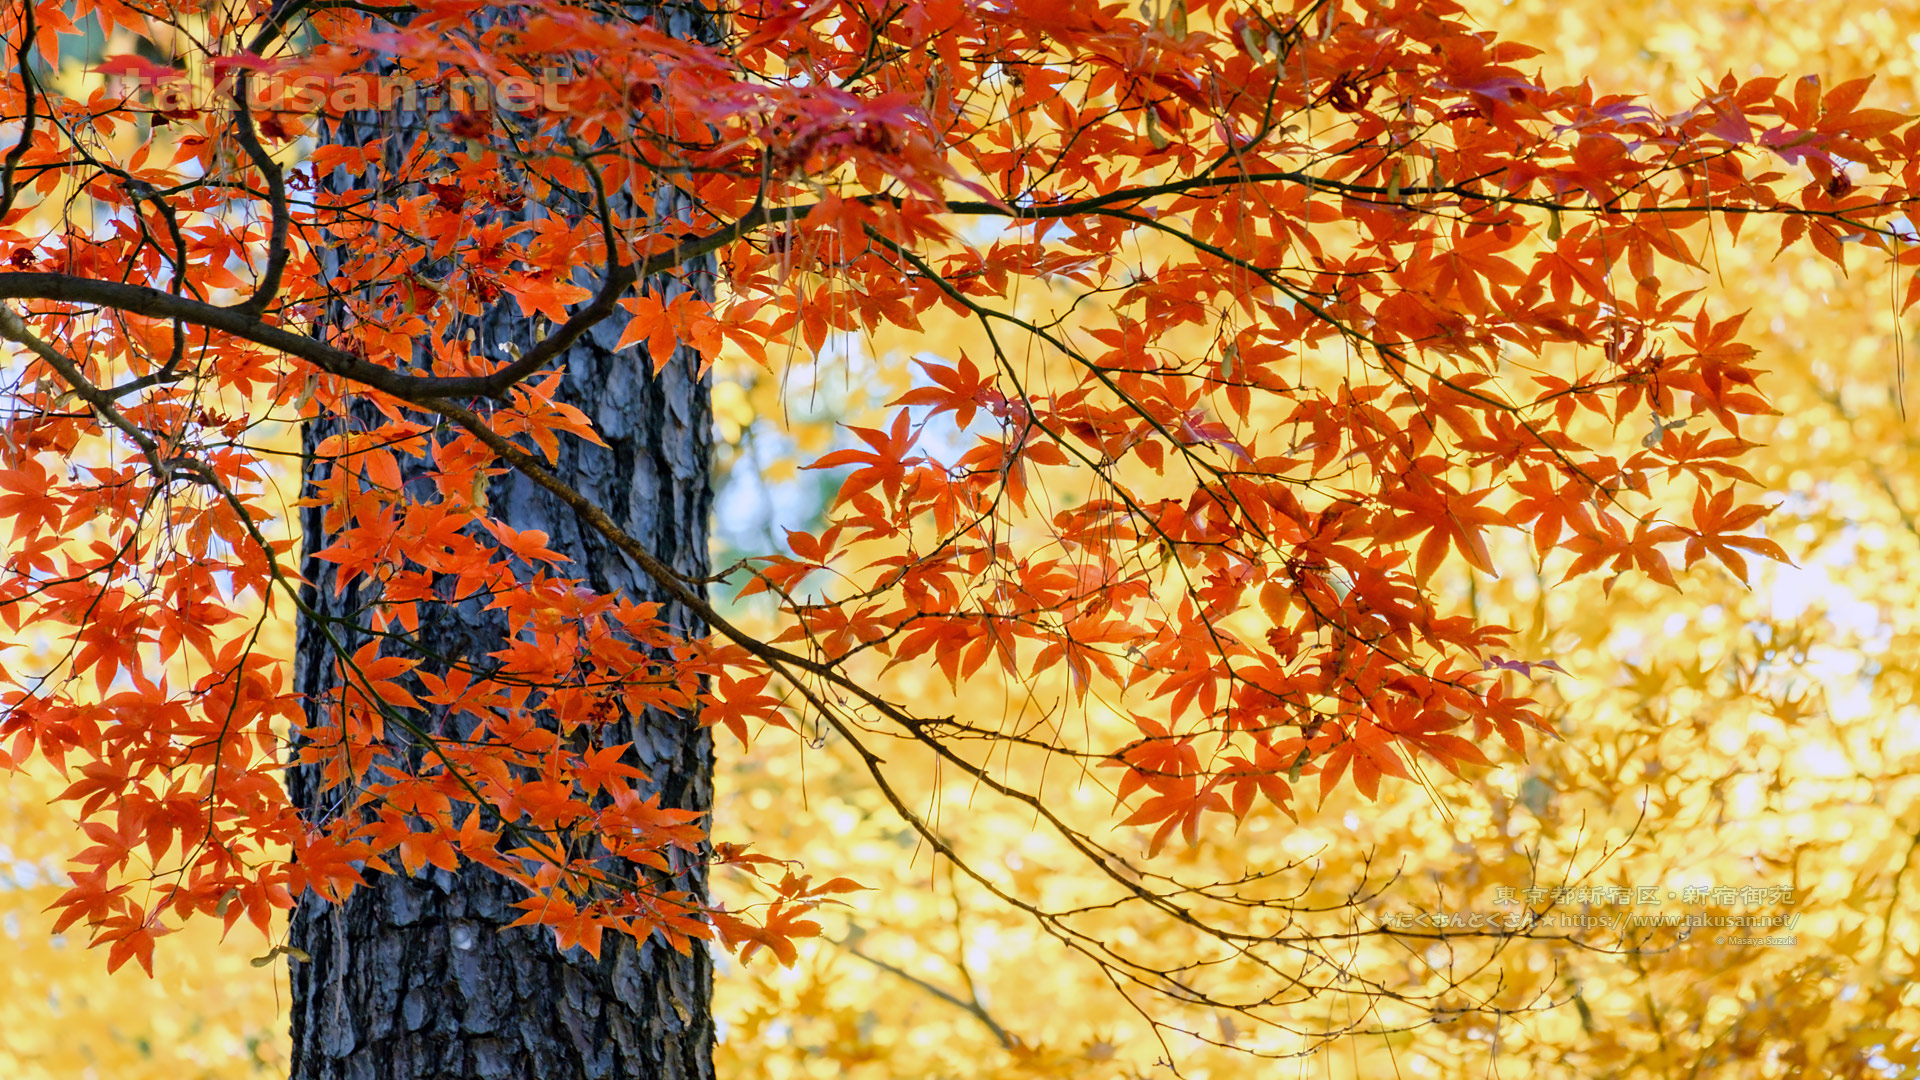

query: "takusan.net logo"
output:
95 55 576 117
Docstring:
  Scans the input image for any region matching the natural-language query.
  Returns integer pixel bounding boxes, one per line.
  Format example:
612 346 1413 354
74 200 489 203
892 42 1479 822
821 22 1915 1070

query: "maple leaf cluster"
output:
0 0 1913 1027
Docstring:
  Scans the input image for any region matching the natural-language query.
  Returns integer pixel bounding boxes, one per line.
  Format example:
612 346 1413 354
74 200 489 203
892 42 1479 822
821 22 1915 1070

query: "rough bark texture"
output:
288 7 719 1078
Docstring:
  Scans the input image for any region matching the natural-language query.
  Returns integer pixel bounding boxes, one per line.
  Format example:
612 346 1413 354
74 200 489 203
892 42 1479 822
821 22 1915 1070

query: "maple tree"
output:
5 0 1920 1074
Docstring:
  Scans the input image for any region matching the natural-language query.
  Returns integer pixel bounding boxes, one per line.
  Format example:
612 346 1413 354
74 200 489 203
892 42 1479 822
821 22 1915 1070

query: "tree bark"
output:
287 7 719 1078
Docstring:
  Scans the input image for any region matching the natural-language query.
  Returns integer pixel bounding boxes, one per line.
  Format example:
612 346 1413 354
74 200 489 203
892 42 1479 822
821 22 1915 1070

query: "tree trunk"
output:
286 7 718 1078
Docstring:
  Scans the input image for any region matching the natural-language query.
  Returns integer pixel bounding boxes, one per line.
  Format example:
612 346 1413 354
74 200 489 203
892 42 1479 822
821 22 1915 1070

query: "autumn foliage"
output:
2 0 1919 1066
